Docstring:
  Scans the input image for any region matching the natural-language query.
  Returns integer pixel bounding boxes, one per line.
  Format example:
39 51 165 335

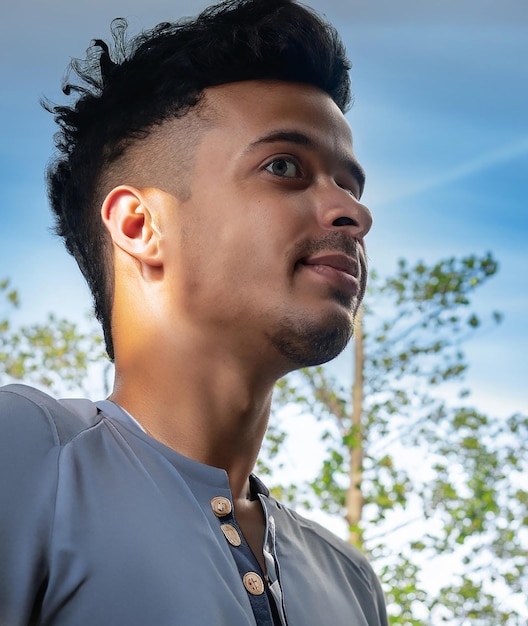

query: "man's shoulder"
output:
266 498 388 625
0 383 102 448
269 497 382 590
278 501 371 565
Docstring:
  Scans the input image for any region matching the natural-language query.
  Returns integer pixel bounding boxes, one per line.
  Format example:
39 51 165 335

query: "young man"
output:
0 1 386 624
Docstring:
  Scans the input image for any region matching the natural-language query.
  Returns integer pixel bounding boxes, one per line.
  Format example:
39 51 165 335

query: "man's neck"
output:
109 344 276 500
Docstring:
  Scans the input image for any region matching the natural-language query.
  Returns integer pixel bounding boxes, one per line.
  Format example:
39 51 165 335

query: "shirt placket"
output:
210 494 285 626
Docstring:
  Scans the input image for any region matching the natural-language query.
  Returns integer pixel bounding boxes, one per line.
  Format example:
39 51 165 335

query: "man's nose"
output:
316 181 373 240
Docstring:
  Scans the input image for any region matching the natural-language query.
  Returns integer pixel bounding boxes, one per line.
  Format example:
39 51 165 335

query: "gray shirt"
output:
0 384 388 626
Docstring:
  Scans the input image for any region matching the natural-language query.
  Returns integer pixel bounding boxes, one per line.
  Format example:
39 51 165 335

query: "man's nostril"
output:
333 216 358 227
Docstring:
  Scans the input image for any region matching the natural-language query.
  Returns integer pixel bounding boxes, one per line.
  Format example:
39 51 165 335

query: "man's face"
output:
157 80 372 371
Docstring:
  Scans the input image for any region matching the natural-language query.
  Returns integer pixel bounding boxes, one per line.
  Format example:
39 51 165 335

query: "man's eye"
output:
265 159 299 178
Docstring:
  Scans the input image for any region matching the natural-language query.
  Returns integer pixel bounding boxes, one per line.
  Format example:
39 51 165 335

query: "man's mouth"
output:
299 253 361 297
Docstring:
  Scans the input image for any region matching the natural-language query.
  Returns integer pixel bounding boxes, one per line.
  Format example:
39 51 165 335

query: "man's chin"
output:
269 310 354 369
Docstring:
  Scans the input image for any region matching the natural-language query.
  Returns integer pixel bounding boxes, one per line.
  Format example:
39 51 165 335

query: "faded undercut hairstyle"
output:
45 0 352 361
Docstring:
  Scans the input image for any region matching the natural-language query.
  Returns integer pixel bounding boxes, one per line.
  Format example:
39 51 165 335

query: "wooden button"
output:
243 572 265 595
211 496 232 517
220 523 242 547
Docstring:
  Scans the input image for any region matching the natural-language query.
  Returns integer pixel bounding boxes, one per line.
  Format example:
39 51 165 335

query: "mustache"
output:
293 231 365 262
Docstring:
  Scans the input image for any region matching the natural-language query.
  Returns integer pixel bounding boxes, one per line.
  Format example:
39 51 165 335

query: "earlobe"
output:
101 185 162 267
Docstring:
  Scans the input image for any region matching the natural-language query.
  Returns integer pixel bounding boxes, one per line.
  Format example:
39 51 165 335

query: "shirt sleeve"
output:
0 386 61 626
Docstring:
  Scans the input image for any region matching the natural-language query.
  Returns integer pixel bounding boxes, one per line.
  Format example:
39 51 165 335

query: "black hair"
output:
44 0 352 361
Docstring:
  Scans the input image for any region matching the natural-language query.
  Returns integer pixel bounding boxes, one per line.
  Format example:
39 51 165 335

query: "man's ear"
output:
101 185 162 267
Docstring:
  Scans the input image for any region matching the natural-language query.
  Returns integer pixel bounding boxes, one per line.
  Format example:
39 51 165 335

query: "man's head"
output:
46 0 369 367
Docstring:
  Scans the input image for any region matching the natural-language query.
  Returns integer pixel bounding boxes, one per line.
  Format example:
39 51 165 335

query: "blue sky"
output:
0 0 526 416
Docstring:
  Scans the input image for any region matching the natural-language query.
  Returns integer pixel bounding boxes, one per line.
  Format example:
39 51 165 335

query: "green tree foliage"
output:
0 278 107 394
263 253 528 625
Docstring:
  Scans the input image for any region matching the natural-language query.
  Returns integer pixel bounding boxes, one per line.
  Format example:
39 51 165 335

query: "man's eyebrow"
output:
248 130 313 149
246 130 366 196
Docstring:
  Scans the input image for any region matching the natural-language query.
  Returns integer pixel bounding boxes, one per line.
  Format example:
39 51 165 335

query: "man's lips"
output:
299 253 361 297
303 253 358 276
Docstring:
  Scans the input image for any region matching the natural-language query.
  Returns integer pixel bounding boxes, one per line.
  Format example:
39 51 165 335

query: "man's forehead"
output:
204 79 343 111
201 79 353 145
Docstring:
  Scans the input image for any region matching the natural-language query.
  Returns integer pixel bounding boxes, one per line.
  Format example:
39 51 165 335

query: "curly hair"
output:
44 0 352 360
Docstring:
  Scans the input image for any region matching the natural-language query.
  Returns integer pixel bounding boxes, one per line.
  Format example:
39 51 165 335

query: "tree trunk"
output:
346 307 364 547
